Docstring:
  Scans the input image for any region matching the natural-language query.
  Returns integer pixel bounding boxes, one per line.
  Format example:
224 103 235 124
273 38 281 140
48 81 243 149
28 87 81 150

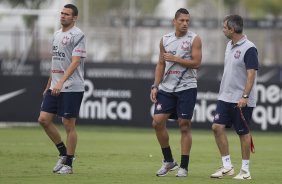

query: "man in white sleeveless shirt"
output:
150 8 202 177
210 15 258 180
38 4 86 174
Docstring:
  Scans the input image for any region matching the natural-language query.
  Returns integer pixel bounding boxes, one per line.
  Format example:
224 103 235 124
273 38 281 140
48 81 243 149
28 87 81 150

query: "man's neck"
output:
175 31 187 38
231 34 244 45
62 24 75 32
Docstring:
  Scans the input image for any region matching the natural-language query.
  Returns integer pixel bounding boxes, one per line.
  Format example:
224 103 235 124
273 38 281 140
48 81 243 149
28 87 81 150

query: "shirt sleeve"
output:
244 47 258 70
72 33 87 58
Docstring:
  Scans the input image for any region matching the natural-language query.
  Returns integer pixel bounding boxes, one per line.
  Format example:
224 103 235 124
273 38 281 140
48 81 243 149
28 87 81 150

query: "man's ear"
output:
73 16 78 22
230 27 235 33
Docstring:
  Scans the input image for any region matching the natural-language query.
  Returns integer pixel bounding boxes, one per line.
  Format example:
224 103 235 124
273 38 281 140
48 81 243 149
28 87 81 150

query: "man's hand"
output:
150 88 158 103
237 98 248 108
51 81 64 96
163 53 177 62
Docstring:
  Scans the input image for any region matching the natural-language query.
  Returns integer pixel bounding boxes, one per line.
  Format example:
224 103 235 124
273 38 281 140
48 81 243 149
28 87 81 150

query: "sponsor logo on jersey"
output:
165 70 181 75
74 49 86 54
53 45 66 57
51 70 64 74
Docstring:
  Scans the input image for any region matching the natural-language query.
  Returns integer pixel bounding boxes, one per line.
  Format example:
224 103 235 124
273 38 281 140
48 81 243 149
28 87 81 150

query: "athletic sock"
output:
161 147 173 162
65 155 74 167
56 142 66 156
241 160 250 172
180 155 189 170
222 155 232 169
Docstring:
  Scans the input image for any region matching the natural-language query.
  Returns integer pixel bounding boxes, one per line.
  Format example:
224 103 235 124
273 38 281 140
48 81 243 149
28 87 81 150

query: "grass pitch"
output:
0 125 281 184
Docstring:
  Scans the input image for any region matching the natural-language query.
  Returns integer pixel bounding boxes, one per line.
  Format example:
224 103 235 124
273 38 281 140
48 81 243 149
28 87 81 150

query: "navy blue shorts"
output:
213 100 254 135
41 89 84 118
154 88 197 120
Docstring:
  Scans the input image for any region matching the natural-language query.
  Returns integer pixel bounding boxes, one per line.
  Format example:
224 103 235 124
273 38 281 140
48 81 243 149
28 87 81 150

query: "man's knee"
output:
152 120 164 130
212 123 224 133
152 114 168 129
38 116 49 127
63 118 76 133
178 119 191 133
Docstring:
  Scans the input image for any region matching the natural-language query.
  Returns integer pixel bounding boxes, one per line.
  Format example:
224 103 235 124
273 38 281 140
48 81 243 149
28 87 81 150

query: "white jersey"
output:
218 35 257 107
159 31 198 92
50 26 86 92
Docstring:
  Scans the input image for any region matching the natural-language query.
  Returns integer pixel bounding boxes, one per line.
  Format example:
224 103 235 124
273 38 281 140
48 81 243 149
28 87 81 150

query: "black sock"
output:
161 147 173 162
56 142 66 156
65 155 74 167
180 155 189 170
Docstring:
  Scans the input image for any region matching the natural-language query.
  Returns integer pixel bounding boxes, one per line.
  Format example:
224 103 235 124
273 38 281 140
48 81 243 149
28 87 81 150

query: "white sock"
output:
242 160 250 172
222 155 232 169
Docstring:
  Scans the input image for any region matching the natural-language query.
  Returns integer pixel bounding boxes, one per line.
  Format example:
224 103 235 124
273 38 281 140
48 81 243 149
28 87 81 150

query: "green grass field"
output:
0 125 281 184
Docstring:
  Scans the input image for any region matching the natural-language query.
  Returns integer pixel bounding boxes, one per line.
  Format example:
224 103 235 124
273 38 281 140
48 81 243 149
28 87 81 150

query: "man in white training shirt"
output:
210 15 258 180
38 4 86 174
150 8 202 177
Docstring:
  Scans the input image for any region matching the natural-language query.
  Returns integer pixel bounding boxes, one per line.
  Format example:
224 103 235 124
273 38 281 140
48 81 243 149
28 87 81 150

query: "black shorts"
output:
41 89 83 118
154 88 197 120
213 100 254 135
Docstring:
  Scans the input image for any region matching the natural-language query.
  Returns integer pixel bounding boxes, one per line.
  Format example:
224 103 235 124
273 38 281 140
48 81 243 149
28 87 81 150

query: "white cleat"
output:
233 169 251 180
57 165 73 174
156 160 178 177
210 166 234 178
176 168 188 177
53 156 66 173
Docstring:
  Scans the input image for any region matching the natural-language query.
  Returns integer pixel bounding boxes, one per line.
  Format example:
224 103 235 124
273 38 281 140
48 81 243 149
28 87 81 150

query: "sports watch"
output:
242 94 249 99
151 84 158 90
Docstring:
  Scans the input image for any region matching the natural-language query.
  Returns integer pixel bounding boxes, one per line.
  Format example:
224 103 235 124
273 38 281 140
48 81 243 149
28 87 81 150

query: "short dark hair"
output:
64 4 78 16
224 15 243 34
175 8 189 19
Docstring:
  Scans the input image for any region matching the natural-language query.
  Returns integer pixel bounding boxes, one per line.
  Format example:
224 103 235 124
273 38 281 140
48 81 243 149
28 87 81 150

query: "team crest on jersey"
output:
156 103 162 111
61 36 70 46
181 41 191 51
234 50 241 59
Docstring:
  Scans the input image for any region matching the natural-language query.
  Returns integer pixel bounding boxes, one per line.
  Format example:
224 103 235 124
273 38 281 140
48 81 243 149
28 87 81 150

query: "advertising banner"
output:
0 61 281 131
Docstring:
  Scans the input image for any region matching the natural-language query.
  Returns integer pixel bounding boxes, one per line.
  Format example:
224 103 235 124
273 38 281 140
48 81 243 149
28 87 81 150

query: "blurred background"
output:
0 0 282 65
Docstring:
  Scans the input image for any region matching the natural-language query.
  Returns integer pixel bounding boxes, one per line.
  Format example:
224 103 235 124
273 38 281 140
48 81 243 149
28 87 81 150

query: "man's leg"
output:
62 117 77 167
232 133 252 179
38 111 67 173
239 133 251 173
178 119 191 169
174 118 191 177
38 111 63 145
179 119 192 155
211 123 234 178
212 124 229 156
234 107 252 177
240 133 251 160
152 114 170 150
153 114 178 176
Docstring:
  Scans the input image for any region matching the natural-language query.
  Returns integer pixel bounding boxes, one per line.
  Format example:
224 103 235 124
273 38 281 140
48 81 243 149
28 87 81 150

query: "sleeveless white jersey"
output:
159 31 198 92
50 26 86 92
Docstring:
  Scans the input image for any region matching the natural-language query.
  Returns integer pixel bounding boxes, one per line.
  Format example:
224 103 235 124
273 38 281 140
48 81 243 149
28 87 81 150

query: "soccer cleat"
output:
53 156 66 173
233 169 251 180
210 166 234 178
176 167 188 177
156 160 178 177
57 165 73 174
